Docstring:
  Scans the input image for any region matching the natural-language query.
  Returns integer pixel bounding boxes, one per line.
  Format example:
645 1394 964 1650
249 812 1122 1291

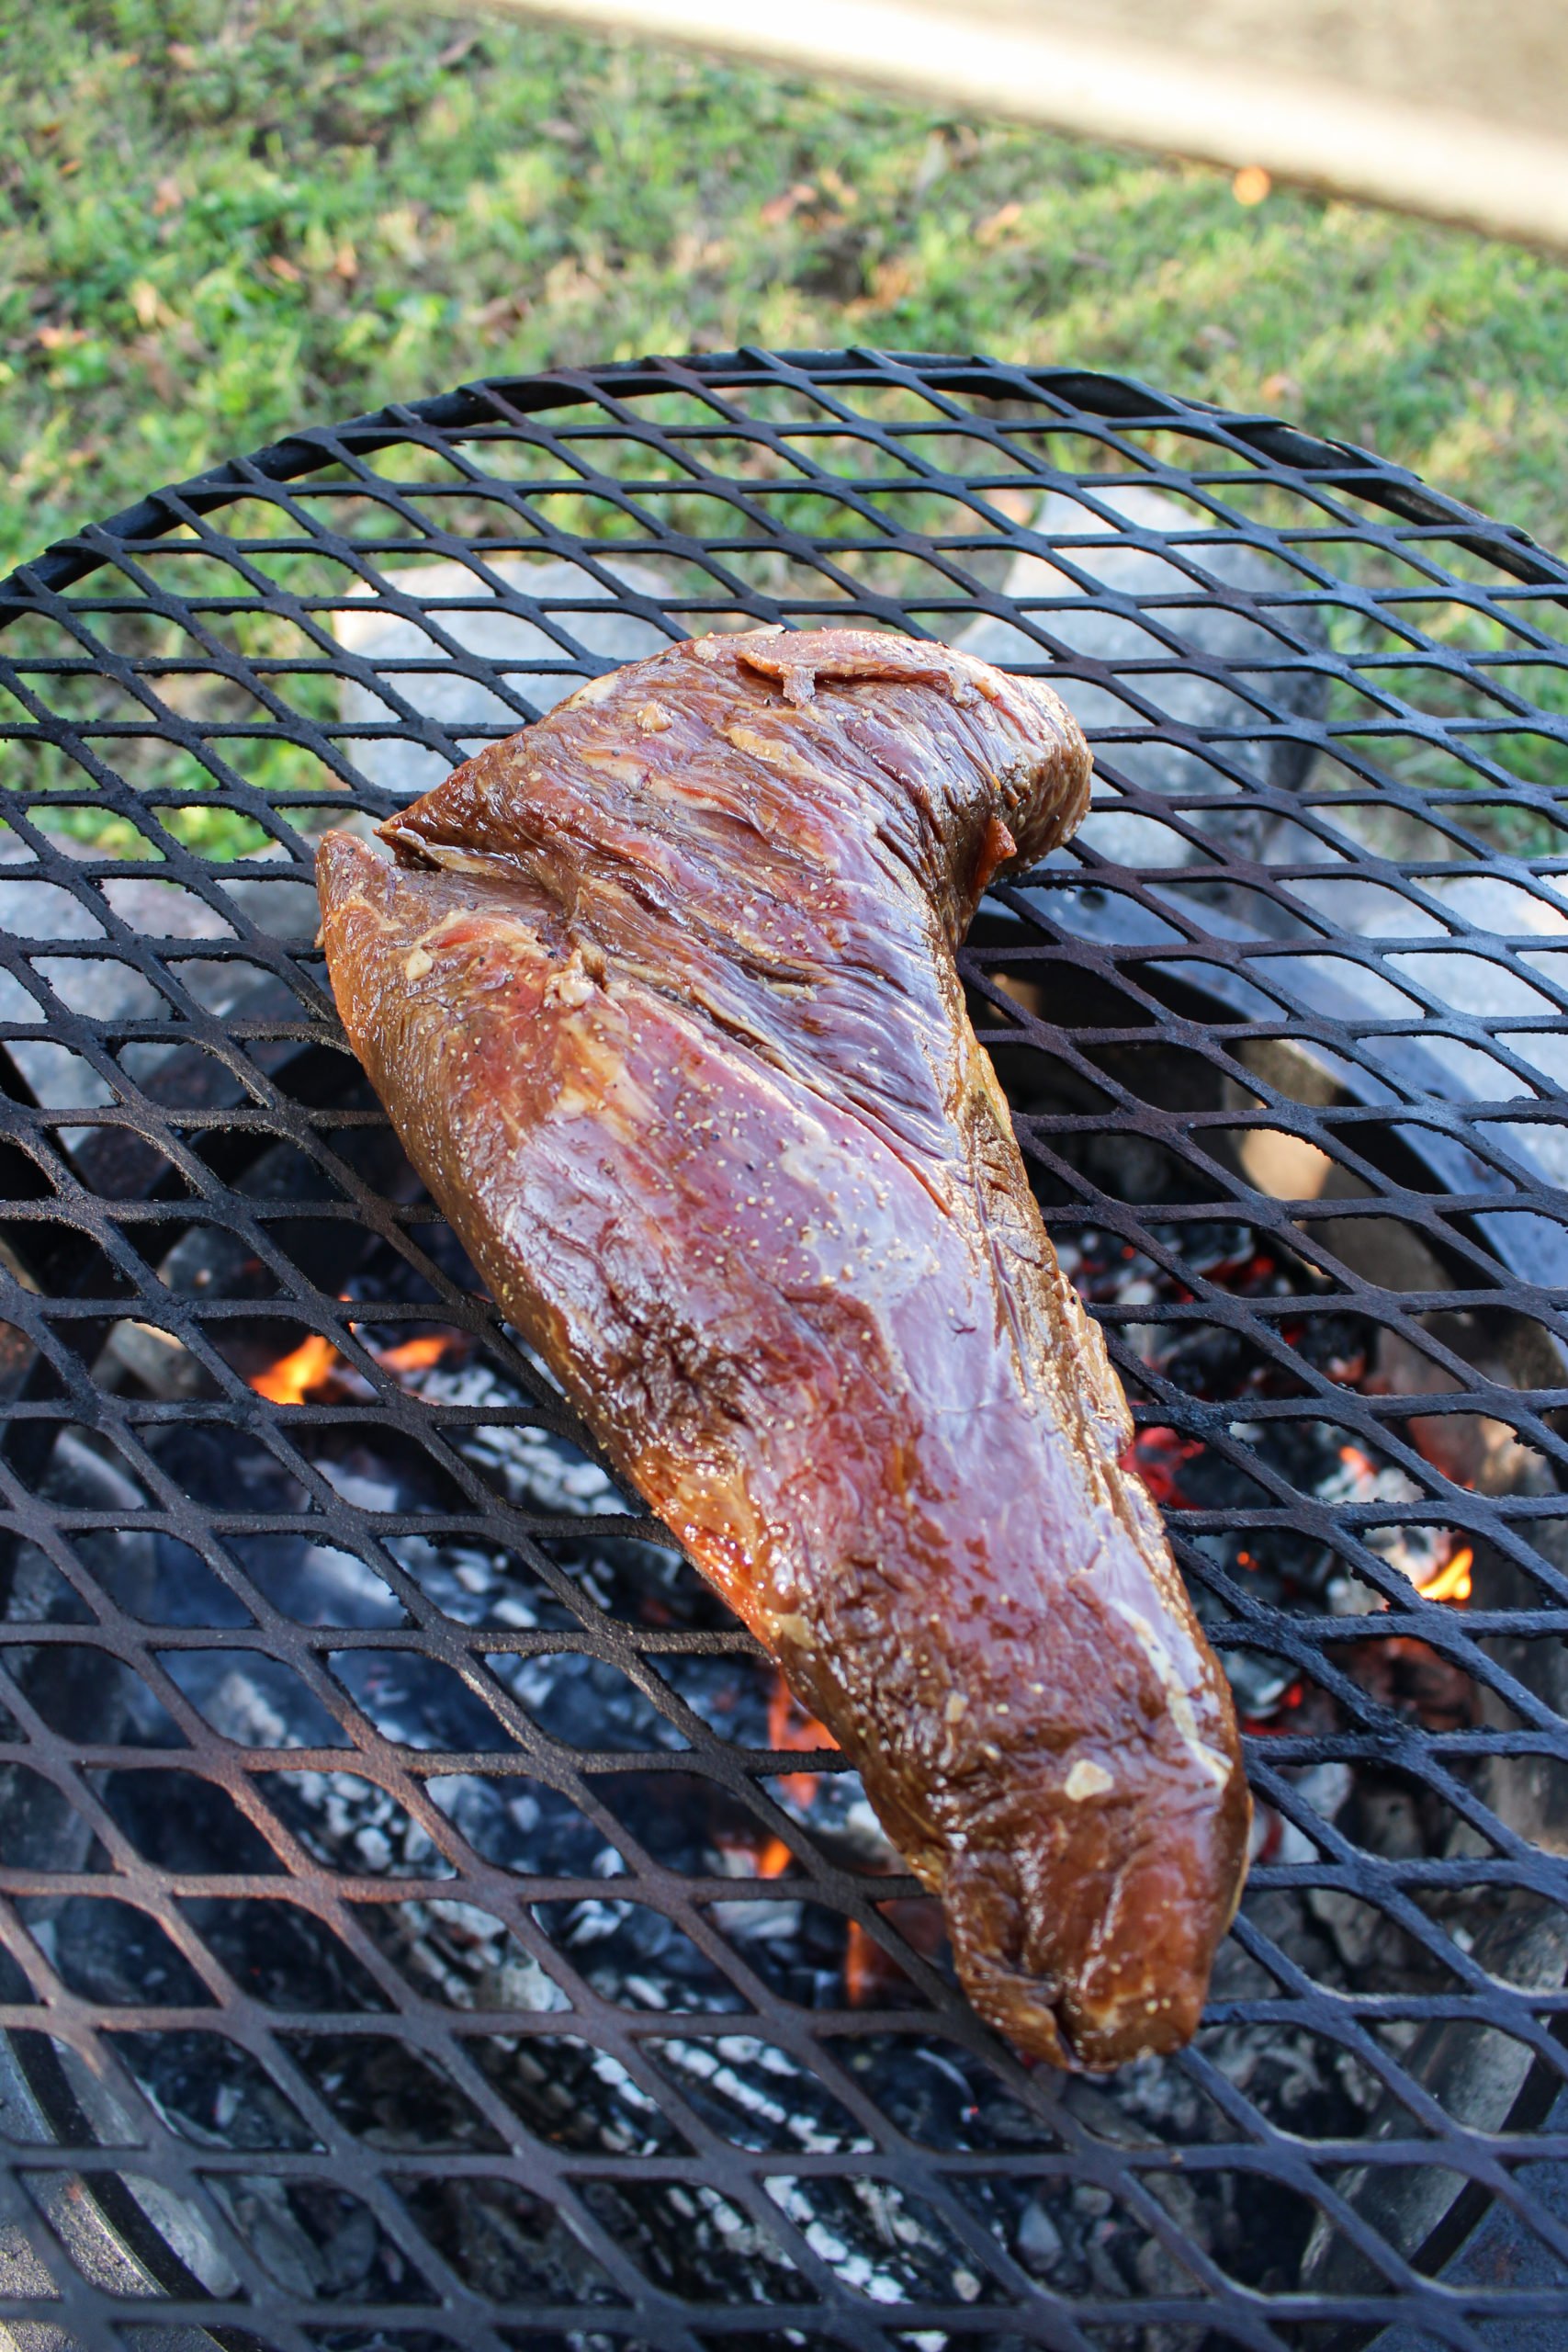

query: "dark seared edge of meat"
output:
316 627 1249 2070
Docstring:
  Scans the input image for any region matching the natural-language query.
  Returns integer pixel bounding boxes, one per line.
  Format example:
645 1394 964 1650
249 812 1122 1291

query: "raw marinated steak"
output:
316 627 1249 2068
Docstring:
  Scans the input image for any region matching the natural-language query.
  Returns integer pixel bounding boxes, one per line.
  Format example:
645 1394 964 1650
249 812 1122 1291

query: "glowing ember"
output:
768 1668 839 1809
248 1333 342 1405
756 1836 794 1880
1124 1425 1203 1507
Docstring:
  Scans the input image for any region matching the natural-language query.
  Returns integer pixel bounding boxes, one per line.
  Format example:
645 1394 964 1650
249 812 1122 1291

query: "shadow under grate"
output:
2 350 1568 2352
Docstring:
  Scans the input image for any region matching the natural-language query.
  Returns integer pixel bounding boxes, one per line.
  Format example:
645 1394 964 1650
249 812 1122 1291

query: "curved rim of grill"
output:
1 349 1567 2352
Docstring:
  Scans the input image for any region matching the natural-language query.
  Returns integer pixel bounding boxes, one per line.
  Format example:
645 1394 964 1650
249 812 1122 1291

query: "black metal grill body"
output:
2 351 1568 2352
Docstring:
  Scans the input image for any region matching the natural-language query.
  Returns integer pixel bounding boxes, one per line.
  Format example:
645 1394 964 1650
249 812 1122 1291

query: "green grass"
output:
5 0 1568 864
6 0 1568 581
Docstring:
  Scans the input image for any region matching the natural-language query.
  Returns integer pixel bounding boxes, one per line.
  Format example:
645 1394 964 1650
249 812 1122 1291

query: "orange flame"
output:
714 1831 795 1880
844 1919 876 2006
250 1325 468 1407
769 1669 839 1809
373 1332 465 1376
249 1333 342 1405
757 1837 795 1880
1417 1546 1472 1605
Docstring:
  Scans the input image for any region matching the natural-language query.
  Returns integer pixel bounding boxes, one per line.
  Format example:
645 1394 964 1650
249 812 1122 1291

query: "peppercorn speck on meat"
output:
316 626 1249 2069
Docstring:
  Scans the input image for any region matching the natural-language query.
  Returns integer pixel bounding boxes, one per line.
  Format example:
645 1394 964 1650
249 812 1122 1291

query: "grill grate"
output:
3 349 1568 2352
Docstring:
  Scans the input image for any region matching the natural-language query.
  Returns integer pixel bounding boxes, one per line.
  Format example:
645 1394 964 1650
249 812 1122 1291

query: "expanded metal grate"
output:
2 349 1568 2352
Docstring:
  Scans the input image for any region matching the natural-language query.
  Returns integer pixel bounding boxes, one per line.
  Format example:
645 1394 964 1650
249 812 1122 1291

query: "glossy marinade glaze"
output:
316 627 1249 2069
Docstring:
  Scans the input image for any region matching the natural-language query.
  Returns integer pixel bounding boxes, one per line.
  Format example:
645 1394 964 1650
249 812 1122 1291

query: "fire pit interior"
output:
3 351 1568 2352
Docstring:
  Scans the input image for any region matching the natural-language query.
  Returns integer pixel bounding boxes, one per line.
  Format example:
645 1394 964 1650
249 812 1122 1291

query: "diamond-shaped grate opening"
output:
3 351 1568 2352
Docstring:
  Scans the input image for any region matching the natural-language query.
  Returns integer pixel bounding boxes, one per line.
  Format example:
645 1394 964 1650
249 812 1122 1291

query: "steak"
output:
316 627 1249 2068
